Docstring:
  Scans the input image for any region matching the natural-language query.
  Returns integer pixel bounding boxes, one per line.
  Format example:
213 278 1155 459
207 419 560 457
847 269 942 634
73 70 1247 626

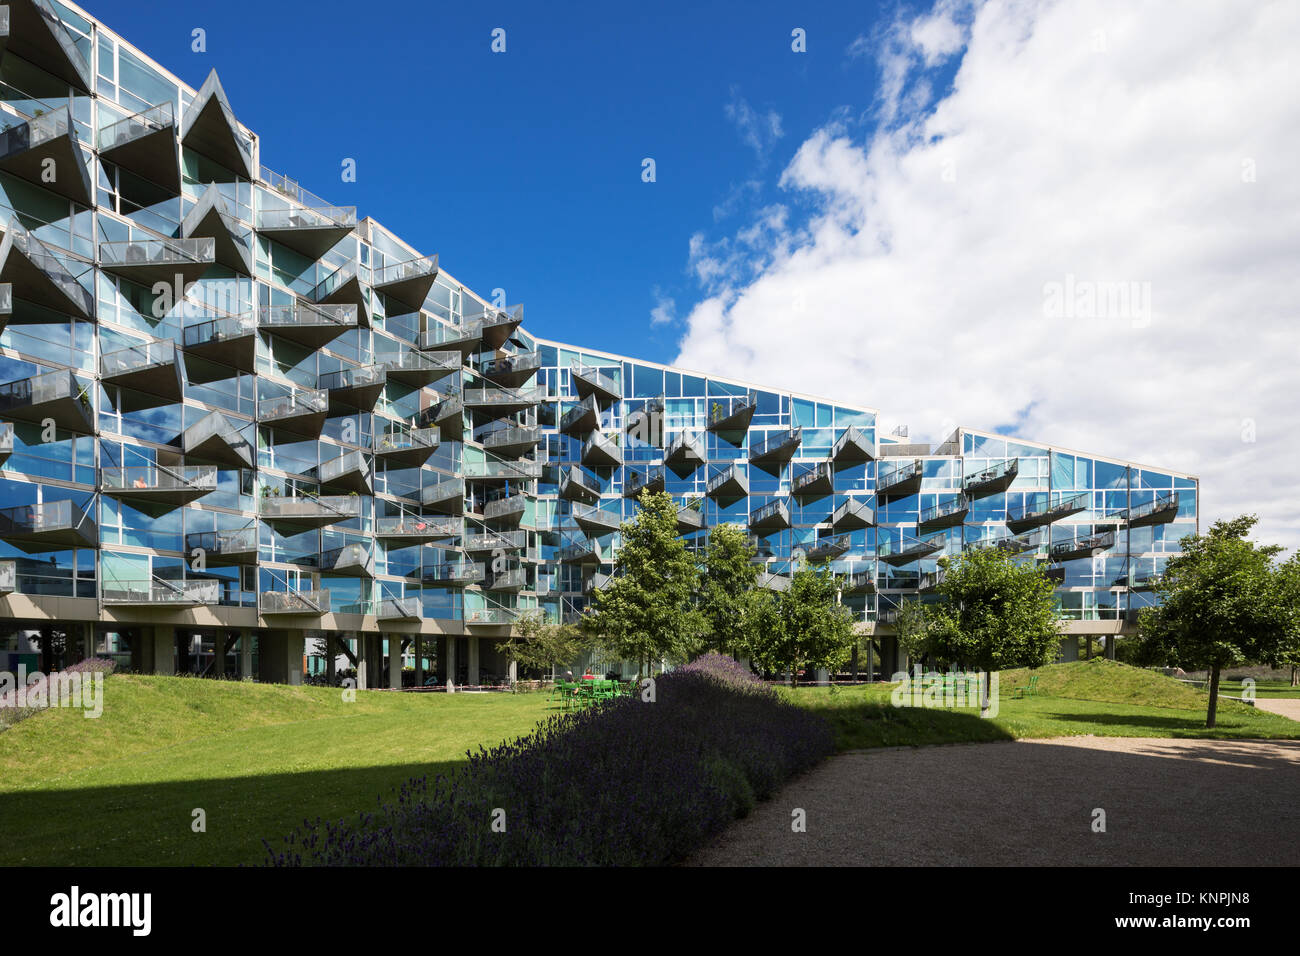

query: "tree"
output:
1134 515 1291 727
749 561 856 687
921 547 1061 715
699 523 759 656
892 597 931 672
582 490 705 676
498 610 589 684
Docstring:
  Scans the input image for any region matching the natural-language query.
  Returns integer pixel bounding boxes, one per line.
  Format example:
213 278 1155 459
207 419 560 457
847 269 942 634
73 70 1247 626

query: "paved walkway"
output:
688 737 1300 866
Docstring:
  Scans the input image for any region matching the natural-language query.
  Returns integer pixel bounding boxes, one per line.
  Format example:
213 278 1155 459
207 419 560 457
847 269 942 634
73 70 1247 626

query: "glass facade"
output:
0 1 1198 683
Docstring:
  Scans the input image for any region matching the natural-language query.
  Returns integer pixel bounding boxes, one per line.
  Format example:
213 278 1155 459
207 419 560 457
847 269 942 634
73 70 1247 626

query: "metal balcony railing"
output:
832 425 875 463
964 458 1019 498
483 495 528 522
183 313 257 349
581 430 622 467
570 362 621 402
793 461 834 497
1049 530 1116 562
257 203 357 232
260 589 330 615
561 393 601 434
706 463 748 497
257 386 328 422
1126 492 1180 527
318 364 385 392
464 529 527 552
665 430 705 465
421 561 486 585
558 465 602 502
99 237 214 271
917 495 969 531
463 459 543 481
707 392 758 431
625 465 665 499
257 302 357 334
375 515 460 539
572 502 622 533
831 496 875 530
101 464 217 495
877 458 923 496
749 497 791 530
877 531 946 566
259 495 359 523
185 526 258 561
749 427 802 462
99 339 176 378
1006 491 1090 532
102 576 220 606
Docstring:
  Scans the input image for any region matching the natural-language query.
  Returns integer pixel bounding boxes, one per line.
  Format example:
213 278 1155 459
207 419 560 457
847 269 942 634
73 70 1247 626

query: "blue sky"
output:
90 0 901 364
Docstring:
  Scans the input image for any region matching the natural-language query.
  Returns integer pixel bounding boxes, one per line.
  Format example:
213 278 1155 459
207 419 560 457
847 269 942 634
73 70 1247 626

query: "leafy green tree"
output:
892 597 931 671
499 610 589 683
750 562 855 687
582 490 705 676
699 523 759 656
1135 515 1291 727
922 547 1061 715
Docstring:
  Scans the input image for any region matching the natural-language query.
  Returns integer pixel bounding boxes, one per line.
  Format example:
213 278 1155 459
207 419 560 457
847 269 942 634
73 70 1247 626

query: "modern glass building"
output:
0 1 1198 686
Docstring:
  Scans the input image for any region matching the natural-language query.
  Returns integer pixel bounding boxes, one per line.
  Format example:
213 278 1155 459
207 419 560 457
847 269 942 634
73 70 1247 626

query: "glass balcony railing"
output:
375 515 460 539
483 495 528 522
320 543 375 577
1007 491 1090 531
257 203 357 232
841 569 876 595
572 502 622 532
557 539 599 564
806 533 852 562
1126 492 1180 527
570 362 620 401
259 495 359 524
421 561 485 586
830 497 875 530
318 364 385 392
101 464 217 495
707 392 758 431
465 607 519 625
485 566 528 591
257 386 328 424
0 559 14 594
318 450 371 490
482 351 542 383
749 427 802 462
99 237 215 273
0 498 93 540
310 260 372 301
625 465 665 499
463 384 545 409
103 576 220 606
4 222 94 316
99 339 176 378
260 589 330 614
257 302 357 334
481 425 542 454
463 459 543 481
183 313 257 349
374 425 439 456
421 476 465 508
185 527 258 561
917 495 969 531
374 254 438 286
98 102 175 151
0 369 93 427
0 421 13 459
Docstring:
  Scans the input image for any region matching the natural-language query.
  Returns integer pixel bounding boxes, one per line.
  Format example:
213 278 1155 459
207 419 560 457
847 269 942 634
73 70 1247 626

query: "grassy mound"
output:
996 659 1234 710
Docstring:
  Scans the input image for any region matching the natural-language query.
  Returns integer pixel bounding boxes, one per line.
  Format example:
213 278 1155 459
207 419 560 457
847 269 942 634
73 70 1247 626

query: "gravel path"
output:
688 737 1300 866
1254 698 1300 721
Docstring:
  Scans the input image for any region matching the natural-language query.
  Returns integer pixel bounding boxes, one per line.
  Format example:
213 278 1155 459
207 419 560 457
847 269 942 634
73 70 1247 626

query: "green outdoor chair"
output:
1012 674 1040 699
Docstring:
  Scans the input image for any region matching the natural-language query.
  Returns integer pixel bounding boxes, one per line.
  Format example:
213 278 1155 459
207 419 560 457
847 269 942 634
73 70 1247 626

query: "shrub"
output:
679 651 765 689
264 669 833 866
0 658 115 730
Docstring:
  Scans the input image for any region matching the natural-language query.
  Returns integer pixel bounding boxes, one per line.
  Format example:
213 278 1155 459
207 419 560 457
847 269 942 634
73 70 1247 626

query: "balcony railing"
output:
377 597 422 621
1126 492 1180 528
558 465 602 503
373 425 439 458
257 386 329 427
463 384 545 411
259 495 359 525
318 364 385 392
482 351 542 385
877 532 946 566
707 392 758 431
256 302 357 343
184 527 258 563
1049 530 1116 563
320 543 375 577
99 237 215 277
830 496 875 530
103 576 220 606
964 458 1019 498
806 534 852 562
101 464 217 499
1006 491 1090 532
464 529 527 552
625 465 665 499
877 458 924 496
832 425 876 463
260 589 330 615
572 502 622 533
257 203 357 232
100 339 178 380
557 540 599 564
841 569 876 595
0 369 94 430
749 427 802 464
560 393 601 435
485 566 528 591
917 495 970 532
570 363 621 403
2 220 94 316
0 499 96 549
483 495 528 522
749 497 791 531
463 459 543 481
793 461 834 499
465 607 519 626
481 425 542 455
421 561 486 586
706 463 748 498
581 430 622 468
665 430 705 466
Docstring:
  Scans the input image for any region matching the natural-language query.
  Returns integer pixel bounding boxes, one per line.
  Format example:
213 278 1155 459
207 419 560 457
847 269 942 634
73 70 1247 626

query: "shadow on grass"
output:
0 760 466 868
800 697 1015 750
1036 710 1213 732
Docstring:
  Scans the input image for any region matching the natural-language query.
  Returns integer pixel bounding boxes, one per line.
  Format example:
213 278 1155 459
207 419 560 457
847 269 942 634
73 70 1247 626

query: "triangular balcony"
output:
481 424 541 459
257 201 356 261
624 394 664 436
181 411 253 468
573 502 622 535
310 260 372 328
467 304 523 350
877 458 923 497
1006 491 1089 534
317 449 373 495
665 430 706 473
99 236 215 288
749 427 801 472
100 339 184 406
259 588 330 617
918 568 947 593
557 538 600 565
420 476 465 515
182 185 253 274
181 69 254 178
1049 530 1116 563
877 531 945 567
581 430 622 469
570 362 621 407
0 106 93 205
101 464 217 510
483 494 528 526
464 384 544 417
558 465 602 505
841 569 876 595
375 515 460 545
97 103 180 192
0 369 94 432
185 526 259 566
707 392 757 433
461 459 543 483
0 421 12 463
484 563 527 593
792 461 834 502
419 560 485 588
4 0 93 91
377 597 423 622
964 458 1019 499
257 301 356 349
319 364 385 412
806 534 852 563
560 393 600 436
0 498 96 551
321 543 375 578
259 494 360 531
463 529 526 555
257 385 328 439
0 219 94 317
832 425 875 464
1125 492 1180 529
419 324 484 357
373 255 438 311
676 499 706 535
417 392 463 440
383 349 459 388
917 495 970 533
706 463 748 501
756 571 791 593
749 497 792 533
624 464 665 500
481 351 541 388
830 496 875 531
373 424 439 468
182 313 258 373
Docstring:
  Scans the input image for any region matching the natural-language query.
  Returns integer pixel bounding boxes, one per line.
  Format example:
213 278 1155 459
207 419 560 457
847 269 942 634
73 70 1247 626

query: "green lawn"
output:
0 675 552 866
1218 680 1300 699
785 659 1300 751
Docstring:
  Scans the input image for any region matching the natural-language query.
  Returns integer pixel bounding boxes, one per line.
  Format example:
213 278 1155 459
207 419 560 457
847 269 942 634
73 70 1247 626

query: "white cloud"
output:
724 87 785 162
675 0 1300 552
650 290 677 327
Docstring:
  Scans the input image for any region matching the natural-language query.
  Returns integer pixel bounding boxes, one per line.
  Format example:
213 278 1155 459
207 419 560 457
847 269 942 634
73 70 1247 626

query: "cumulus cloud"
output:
675 0 1300 551
724 86 785 162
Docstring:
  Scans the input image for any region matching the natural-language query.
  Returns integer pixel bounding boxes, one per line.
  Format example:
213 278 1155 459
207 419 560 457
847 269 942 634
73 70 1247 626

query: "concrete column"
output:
467 635 480 686
866 641 875 683
259 630 304 685
355 636 369 690
896 638 909 679
387 636 402 689
1105 635 1117 660
815 668 830 686
239 629 253 679
445 636 456 688
145 627 175 676
1059 636 1079 662
368 635 382 687
414 635 424 688
507 660 517 685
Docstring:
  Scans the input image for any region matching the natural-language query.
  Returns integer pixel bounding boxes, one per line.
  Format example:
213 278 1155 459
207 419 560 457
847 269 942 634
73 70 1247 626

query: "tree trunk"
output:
1291 666 1298 687
981 669 993 717
1206 664 1221 729
851 646 859 683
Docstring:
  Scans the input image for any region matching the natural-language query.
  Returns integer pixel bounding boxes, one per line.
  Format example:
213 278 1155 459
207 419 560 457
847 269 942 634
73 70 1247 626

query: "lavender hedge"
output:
265 667 834 866
0 657 115 729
